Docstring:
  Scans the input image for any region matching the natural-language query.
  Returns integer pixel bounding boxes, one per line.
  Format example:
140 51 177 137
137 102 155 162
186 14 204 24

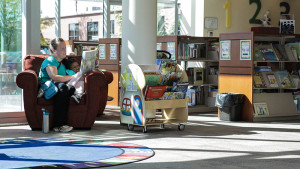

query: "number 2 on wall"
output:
249 0 262 24
224 1 231 28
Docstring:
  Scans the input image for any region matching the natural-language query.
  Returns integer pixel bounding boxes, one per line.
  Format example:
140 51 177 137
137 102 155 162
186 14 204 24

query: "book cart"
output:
120 63 188 133
219 32 300 122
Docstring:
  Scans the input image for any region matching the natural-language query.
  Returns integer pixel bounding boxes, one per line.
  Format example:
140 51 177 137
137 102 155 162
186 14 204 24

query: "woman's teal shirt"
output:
38 56 67 84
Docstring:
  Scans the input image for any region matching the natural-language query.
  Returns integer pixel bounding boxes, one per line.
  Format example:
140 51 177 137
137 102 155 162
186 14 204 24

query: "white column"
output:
103 0 111 38
55 0 61 37
175 0 178 35
121 0 157 72
22 0 40 57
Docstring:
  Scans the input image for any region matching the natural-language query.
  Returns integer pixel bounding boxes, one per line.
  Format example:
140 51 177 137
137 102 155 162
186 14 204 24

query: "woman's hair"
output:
50 37 64 54
62 57 79 69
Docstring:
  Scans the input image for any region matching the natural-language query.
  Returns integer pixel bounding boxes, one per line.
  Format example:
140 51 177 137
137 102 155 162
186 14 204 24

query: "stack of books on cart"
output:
144 60 189 101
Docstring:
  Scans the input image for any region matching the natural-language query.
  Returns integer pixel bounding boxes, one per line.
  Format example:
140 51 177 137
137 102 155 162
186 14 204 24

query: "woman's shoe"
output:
107 96 114 101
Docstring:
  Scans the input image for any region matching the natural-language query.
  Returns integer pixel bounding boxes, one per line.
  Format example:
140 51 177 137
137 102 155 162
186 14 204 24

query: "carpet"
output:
0 138 155 169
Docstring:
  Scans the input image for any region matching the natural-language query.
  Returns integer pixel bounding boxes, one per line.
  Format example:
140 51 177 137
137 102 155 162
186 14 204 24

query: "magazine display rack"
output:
219 32 300 122
120 64 188 133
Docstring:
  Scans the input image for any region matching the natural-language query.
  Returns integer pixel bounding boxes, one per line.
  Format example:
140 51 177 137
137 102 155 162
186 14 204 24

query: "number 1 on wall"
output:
224 1 231 28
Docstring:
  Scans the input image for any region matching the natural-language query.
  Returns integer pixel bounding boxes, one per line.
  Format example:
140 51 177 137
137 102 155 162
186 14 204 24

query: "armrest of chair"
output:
16 70 39 91
102 71 113 84
16 70 39 119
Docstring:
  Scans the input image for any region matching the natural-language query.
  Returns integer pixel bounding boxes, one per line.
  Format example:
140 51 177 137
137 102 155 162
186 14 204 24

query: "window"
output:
87 22 98 41
0 0 22 112
110 20 115 35
69 23 79 40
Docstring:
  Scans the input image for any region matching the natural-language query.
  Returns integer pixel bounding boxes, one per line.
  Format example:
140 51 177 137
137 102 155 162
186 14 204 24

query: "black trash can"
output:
215 93 244 121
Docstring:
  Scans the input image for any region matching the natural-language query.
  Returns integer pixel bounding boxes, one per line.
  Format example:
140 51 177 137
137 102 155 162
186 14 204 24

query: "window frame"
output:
69 23 79 40
87 21 98 41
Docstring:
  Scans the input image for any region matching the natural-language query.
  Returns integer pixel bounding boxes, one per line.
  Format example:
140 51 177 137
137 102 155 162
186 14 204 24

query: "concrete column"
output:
121 0 157 72
55 0 61 37
22 0 40 57
103 0 111 38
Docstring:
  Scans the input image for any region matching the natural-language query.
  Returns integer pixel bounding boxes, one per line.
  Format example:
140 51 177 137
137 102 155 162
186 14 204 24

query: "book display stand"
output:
120 63 188 133
219 32 300 122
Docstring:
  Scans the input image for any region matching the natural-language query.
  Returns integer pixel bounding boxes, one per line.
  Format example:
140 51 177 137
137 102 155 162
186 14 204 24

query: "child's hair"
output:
50 37 64 54
63 57 79 69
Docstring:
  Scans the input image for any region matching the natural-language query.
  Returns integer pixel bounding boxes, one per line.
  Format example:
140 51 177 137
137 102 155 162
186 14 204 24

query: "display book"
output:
144 60 188 101
253 66 296 89
254 43 300 61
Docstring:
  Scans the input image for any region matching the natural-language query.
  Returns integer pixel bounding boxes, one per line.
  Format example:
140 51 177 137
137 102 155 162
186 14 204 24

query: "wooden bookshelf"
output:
98 38 121 106
219 32 300 122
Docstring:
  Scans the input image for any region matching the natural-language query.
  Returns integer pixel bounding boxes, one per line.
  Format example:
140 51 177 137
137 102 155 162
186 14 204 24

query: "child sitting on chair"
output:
64 57 84 103
64 57 114 103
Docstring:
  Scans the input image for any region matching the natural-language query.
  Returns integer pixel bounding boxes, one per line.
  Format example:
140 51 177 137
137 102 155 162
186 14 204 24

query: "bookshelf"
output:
98 38 121 106
65 40 99 56
219 32 300 122
175 36 219 113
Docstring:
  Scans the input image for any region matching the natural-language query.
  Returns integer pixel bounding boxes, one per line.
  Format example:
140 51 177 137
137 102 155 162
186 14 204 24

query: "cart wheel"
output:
142 126 147 133
178 124 185 131
160 124 165 129
127 124 134 131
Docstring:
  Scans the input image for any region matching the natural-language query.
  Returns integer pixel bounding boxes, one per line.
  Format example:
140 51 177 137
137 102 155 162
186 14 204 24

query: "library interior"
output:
1 0 300 169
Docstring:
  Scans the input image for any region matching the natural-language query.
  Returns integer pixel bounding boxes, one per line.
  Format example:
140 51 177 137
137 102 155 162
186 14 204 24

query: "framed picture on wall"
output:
253 102 269 117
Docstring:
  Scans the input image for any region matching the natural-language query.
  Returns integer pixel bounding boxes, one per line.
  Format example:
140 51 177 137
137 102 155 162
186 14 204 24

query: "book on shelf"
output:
272 44 289 61
144 85 167 101
263 72 279 88
144 74 162 86
284 45 297 61
254 45 265 61
186 89 196 106
275 71 295 88
159 60 177 74
253 72 266 88
161 92 185 100
172 82 189 93
187 67 204 85
286 43 300 60
160 72 182 86
258 44 278 61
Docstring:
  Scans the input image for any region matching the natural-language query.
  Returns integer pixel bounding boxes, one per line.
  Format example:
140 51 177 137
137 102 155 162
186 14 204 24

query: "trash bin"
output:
215 93 244 121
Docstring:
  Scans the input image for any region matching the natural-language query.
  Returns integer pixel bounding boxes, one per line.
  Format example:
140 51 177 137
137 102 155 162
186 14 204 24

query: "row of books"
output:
144 82 189 101
254 43 300 61
253 70 296 88
178 43 206 60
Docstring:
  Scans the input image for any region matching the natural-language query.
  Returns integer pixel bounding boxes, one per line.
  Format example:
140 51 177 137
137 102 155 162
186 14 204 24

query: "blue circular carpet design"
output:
0 138 154 169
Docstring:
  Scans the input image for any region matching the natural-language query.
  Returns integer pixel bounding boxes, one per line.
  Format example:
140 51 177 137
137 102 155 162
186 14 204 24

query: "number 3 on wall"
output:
224 1 231 28
249 0 262 24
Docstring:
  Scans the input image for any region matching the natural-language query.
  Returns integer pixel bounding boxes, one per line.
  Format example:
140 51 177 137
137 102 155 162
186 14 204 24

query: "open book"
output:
80 50 97 74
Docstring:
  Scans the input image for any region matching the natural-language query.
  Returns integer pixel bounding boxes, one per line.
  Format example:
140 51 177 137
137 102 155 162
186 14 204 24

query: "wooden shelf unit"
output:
98 38 121 106
219 32 300 122
65 40 99 56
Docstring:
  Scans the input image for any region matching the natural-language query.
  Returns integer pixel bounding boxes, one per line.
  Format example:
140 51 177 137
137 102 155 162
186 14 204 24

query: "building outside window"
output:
69 23 79 40
87 22 98 41
0 0 23 112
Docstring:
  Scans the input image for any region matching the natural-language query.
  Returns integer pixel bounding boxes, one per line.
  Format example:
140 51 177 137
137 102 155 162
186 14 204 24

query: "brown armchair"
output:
16 54 113 130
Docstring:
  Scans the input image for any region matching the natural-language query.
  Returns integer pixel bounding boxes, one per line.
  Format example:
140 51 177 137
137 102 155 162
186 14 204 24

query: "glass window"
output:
69 23 79 40
0 0 22 112
157 0 176 36
110 20 115 35
87 22 98 41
